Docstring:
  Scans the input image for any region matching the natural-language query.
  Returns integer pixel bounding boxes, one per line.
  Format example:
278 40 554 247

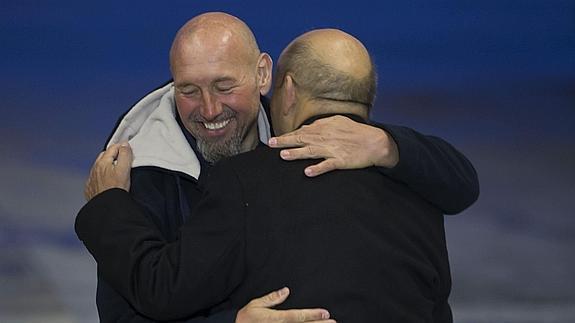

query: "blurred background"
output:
1 0 574 322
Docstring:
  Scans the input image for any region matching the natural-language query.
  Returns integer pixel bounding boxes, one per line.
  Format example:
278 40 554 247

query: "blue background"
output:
1 1 574 322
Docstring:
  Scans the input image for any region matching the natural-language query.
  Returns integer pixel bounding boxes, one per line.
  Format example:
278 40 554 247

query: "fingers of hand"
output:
269 133 306 148
115 144 134 172
95 150 106 163
249 287 290 308
270 123 324 148
304 159 338 177
280 145 328 161
271 115 355 149
84 144 133 200
100 144 123 163
279 308 331 322
85 151 105 201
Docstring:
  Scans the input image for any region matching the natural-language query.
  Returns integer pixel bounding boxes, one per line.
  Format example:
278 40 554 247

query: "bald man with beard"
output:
78 28 456 323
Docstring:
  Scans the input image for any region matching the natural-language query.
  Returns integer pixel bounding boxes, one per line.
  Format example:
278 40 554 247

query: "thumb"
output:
115 143 133 172
249 287 290 308
100 143 122 163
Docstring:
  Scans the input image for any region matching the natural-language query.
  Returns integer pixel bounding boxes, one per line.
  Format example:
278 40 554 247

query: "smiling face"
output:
170 22 271 163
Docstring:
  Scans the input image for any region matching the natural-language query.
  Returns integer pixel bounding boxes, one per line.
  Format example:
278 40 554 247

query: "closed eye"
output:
216 86 235 93
214 78 237 94
178 86 199 96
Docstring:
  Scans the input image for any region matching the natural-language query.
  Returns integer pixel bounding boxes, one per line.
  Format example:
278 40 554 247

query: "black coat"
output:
77 115 453 323
94 96 478 322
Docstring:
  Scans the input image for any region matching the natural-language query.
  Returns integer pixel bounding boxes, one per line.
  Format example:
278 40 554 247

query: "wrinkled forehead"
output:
172 47 255 85
173 24 256 64
172 54 256 90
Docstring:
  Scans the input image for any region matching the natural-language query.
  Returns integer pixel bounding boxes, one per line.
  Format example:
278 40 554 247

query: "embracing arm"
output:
268 115 479 214
76 184 246 321
377 123 479 214
78 145 247 320
78 144 335 323
85 144 238 322
96 180 237 323
97 276 238 323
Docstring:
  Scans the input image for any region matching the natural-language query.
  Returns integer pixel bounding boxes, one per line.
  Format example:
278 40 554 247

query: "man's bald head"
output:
169 12 261 71
274 28 377 110
168 12 273 163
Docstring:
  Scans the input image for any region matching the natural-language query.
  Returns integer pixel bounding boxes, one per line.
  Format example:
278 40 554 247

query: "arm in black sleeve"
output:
75 163 247 321
376 123 479 215
94 169 173 323
96 275 155 323
97 275 238 323
95 170 239 323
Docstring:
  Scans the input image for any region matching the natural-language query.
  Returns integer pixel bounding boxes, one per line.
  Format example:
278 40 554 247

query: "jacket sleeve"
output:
96 275 154 323
96 274 238 323
377 123 479 215
93 170 239 322
75 163 247 321
93 169 173 323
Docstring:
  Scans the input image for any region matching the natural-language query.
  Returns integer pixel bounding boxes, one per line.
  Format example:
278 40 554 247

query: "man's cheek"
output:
175 97 198 116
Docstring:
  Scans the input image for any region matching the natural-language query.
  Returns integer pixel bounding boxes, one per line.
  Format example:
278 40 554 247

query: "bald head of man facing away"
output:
270 28 376 136
170 12 272 163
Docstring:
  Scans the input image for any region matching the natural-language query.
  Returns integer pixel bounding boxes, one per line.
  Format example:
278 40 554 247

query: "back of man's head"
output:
274 29 377 116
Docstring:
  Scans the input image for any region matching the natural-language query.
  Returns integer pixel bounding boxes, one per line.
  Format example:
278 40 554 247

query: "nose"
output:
199 92 223 121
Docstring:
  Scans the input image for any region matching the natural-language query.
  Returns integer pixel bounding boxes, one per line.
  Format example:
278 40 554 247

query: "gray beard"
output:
196 131 243 163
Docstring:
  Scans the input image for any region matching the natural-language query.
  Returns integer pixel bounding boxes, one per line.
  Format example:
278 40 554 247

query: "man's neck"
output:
240 122 260 154
293 101 369 129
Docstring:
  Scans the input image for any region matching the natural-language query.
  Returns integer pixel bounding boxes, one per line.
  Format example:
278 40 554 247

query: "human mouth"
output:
203 119 231 130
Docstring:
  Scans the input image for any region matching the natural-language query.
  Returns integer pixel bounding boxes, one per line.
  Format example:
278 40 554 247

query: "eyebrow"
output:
174 82 197 89
213 77 237 83
174 76 238 89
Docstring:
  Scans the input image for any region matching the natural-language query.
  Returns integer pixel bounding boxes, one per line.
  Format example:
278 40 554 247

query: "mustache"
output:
189 106 237 123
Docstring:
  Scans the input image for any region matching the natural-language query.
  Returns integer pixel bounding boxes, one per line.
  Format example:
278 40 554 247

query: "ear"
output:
282 74 297 117
256 53 273 96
